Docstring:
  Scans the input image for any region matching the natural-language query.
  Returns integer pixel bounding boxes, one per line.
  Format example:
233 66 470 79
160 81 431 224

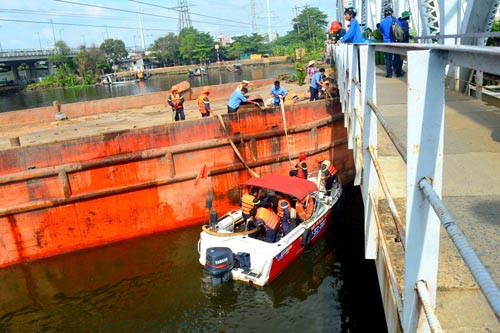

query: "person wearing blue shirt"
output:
380 8 403 78
398 11 411 43
338 7 365 44
309 67 325 101
397 11 412 75
227 87 248 113
269 80 288 106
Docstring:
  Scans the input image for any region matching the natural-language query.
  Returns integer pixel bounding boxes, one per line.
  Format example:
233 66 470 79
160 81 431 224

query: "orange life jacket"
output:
296 195 314 221
241 193 255 215
327 163 337 176
198 93 210 114
168 93 184 109
296 160 307 179
277 199 291 217
256 207 279 230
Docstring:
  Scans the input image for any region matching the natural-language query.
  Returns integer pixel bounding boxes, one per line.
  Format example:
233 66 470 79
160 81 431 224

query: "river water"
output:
0 185 387 332
0 63 297 113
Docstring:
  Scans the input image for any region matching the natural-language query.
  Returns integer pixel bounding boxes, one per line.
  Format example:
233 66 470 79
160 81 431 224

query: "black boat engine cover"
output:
205 247 234 285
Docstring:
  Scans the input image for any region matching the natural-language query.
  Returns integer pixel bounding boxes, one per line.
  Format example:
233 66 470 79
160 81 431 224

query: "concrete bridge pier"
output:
48 61 55 76
29 62 37 81
11 65 20 82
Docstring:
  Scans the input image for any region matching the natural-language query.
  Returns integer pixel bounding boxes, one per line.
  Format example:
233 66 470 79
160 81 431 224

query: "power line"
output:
53 0 251 29
130 0 250 26
0 18 176 32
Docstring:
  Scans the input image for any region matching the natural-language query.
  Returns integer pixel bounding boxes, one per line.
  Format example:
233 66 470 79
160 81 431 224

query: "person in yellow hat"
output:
198 86 211 117
167 85 185 121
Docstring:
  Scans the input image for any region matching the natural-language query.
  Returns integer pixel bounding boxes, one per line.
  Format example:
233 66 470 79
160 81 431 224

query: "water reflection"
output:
0 185 387 332
0 64 295 113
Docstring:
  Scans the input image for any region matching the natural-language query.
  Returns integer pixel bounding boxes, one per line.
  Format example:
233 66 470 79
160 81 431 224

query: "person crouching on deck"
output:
167 85 185 121
247 204 280 243
269 80 288 106
198 86 211 117
289 152 308 179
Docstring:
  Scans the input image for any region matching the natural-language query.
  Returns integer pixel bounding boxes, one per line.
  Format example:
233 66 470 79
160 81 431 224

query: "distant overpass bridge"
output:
0 49 80 83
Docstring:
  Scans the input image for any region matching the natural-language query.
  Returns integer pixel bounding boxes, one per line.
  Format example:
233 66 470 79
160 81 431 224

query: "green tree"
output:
286 7 328 51
74 45 109 84
150 32 179 66
487 20 499 46
49 40 72 64
227 33 267 58
178 27 214 64
100 38 128 70
47 40 76 83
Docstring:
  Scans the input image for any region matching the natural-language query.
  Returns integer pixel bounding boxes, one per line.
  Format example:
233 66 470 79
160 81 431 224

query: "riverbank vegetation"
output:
28 6 328 89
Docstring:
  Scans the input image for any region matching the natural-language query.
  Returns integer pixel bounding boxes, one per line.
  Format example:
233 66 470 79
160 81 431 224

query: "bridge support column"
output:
11 65 20 82
403 49 446 333
47 61 55 75
29 63 37 81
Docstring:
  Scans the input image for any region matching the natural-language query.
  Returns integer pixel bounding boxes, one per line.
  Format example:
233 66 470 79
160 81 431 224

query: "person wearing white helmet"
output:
320 160 338 195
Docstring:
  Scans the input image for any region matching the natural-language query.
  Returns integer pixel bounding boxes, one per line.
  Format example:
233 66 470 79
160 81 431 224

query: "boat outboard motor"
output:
205 247 234 285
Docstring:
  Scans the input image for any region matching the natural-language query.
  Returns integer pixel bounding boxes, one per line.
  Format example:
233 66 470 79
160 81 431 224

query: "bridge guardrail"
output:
335 42 500 332
0 49 80 58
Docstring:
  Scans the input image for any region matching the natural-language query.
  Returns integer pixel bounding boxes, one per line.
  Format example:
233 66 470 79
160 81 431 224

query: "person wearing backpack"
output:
398 11 412 43
379 7 404 78
398 11 412 73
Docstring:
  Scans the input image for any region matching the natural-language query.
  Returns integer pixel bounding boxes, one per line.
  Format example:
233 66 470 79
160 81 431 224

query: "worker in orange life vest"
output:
167 85 185 121
321 159 338 195
289 152 308 179
248 204 280 243
198 86 211 117
241 187 258 224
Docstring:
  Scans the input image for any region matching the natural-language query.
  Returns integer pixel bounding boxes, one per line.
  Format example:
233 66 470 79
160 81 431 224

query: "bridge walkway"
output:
335 43 499 332
376 69 499 332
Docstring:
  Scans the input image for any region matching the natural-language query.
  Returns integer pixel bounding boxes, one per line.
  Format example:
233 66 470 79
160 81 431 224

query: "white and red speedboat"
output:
197 173 342 286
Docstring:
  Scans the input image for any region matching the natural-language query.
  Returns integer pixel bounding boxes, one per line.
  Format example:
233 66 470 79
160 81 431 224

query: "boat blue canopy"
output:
242 174 318 200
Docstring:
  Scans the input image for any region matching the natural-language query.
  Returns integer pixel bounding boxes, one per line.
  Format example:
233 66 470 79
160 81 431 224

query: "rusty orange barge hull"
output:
0 81 353 268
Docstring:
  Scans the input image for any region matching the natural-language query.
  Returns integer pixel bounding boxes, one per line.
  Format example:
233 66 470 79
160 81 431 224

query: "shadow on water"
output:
0 64 295 113
0 184 386 332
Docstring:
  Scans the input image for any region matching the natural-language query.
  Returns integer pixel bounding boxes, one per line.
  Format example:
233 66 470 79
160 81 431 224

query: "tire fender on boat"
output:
301 227 312 248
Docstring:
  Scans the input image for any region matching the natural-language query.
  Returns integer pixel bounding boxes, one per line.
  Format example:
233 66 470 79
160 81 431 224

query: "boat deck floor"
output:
0 81 315 150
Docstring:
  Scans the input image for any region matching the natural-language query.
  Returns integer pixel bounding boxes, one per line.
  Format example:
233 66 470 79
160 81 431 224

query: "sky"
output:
0 0 336 51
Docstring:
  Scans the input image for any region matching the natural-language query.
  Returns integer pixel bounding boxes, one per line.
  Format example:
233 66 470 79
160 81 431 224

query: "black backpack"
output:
391 18 405 42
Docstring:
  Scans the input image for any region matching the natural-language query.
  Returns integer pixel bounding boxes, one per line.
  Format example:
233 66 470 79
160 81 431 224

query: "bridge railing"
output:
0 49 80 58
335 42 500 332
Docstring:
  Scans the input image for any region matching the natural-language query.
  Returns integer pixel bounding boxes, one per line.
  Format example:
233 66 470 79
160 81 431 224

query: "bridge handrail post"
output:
350 45 362 186
335 44 347 121
346 44 355 150
358 44 378 259
403 49 447 333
